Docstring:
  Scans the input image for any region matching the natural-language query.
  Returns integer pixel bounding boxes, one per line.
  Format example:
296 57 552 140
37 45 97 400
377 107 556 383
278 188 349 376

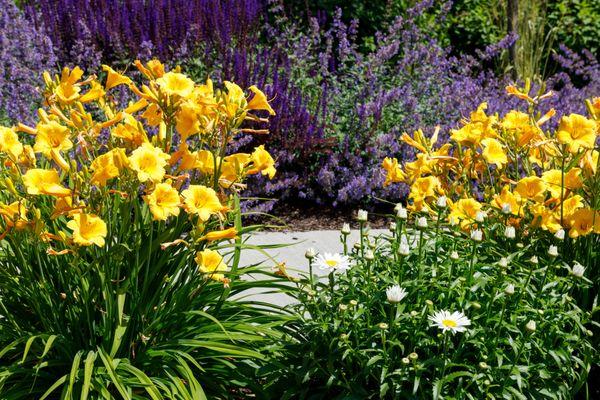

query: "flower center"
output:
325 260 339 267
442 319 457 328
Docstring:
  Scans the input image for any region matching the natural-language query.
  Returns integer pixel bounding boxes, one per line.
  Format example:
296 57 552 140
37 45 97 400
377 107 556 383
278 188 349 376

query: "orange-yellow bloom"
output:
0 201 28 230
90 148 129 186
128 143 170 183
23 169 71 197
0 127 24 160
448 198 482 227
247 86 275 115
195 249 227 281
34 121 73 155
556 114 597 153
481 138 507 167
382 157 405 186
542 168 583 199
102 65 132 90
67 213 107 247
181 185 224 221
492 185 522 216
145 182 181 221
568 208 597 238
111 114 148 146
514 176 546 202
248 145 276 179
156 72 195 98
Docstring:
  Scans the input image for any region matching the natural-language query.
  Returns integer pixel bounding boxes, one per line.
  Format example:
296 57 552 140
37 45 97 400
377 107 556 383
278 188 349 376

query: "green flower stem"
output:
433 208 443 277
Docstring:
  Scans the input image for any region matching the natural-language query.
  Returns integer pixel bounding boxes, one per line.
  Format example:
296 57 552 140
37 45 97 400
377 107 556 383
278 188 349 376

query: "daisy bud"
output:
499 257 508 268
425 300 433 307
410 310 418 317
341 223 351 235
357 209 368 222
409 352 418 360
516 242 524 248
570 263 585 278
471 301 481 310
479 362 489 369
353 242 361 250
470 229 483 242
397 207 408 220
364 250 375 261
436 195 447 208
305 248 316 260
389 222 397 232
340 333 348 340
378 322 389 330
547 245 558 258
450 251 459 260
416 216 428 229
501 203 512 214
504 226 516 239
525 320 536 333
60 292 67 300
398 243 410 256
475 211 487 222
554 229 565 240
504 284 515 295
402 357 410 365
386 285 407 303
349 299 358 306
530 256 539 265
338 304 348 312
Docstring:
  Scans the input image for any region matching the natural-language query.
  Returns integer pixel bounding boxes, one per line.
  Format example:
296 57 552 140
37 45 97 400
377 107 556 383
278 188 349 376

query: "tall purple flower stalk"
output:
0 0 57 124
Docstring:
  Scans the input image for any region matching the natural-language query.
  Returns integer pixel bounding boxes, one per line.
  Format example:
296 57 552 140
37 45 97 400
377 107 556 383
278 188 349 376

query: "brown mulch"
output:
245 203 392 231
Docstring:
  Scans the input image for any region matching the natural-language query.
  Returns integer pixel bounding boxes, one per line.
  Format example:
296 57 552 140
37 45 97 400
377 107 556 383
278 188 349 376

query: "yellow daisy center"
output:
326 260 339 267
442 319 457 328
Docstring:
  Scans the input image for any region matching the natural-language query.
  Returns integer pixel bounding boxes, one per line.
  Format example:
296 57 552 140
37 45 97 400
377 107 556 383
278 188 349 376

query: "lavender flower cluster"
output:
0 0 56 124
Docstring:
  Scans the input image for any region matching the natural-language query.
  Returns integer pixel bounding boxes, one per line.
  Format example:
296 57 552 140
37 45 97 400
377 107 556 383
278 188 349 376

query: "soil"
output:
245 203 391 231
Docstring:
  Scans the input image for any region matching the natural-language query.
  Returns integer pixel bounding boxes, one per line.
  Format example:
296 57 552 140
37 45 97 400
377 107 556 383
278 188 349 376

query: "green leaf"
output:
81 350 97 400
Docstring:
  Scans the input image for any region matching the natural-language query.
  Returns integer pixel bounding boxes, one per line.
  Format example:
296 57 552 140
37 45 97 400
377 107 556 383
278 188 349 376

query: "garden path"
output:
237 229 386 307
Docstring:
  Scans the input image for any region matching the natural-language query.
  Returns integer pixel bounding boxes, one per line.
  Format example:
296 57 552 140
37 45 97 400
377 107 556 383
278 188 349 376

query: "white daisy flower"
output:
314 253 351 271
429 310 471 334
386 285 407 303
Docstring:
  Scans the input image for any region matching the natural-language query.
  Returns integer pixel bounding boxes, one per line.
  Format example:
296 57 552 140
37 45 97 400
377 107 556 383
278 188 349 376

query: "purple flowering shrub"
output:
0 0 56 124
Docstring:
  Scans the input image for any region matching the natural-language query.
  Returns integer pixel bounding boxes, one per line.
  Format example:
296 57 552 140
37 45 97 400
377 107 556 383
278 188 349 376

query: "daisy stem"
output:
342 234 348 256
439 332 449 381
417 229 425 283
329 271 335 302
501 337 526 393
308 259 314 289
463 242 477 306
359 221 365 258
433 208 442 277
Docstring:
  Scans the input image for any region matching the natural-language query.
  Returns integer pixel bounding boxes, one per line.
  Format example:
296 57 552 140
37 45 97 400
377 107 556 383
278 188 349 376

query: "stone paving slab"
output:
236 229 386 306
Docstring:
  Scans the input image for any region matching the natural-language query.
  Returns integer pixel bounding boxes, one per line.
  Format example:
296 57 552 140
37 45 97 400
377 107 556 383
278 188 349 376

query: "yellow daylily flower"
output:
247 86 275 115
195 248 228 281
382 157 405 186
492 185 522 216
79 81 106 103
248 145 276 179
448 198 482 227
0 201 29 230
23 169 71 197
410 176 441 203
0 127 24 160
90 148 129 186
541 168 583 199
128 143 170 183
67 213 107 247
111 114 148 146
220 153 251 184
156 72 195 98
514 176 546 202
145 182 181 221
481 138 507 167
34 121 73 156
175 102 201 139
556 114 597 153
102 65 132 90
181 185 224 221
568 208 596 238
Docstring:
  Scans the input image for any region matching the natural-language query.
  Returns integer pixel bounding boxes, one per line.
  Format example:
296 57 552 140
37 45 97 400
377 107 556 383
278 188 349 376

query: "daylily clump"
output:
383 85 599 239
0 60 277 283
